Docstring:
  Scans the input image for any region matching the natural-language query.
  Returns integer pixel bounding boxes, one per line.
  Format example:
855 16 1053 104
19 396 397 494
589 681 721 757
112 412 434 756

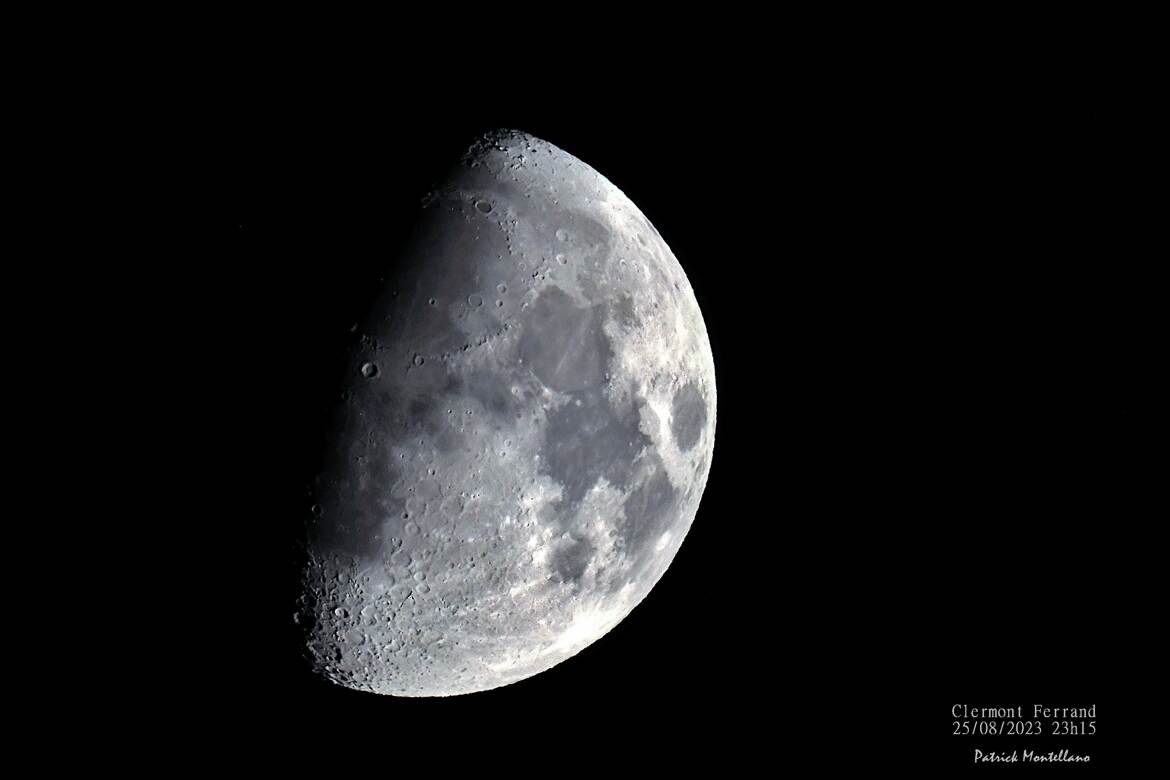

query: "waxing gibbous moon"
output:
297 129 716 696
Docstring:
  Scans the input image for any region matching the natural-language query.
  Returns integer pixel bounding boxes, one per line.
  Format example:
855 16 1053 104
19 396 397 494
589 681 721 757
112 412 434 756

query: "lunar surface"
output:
297 129 716 696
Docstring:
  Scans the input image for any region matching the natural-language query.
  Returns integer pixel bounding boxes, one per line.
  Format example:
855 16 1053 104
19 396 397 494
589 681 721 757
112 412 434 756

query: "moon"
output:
297 129 716 696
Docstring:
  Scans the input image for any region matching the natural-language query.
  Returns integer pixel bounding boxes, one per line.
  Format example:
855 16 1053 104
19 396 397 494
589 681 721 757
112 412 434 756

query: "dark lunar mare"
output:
671 383 708 452
619 458 679 566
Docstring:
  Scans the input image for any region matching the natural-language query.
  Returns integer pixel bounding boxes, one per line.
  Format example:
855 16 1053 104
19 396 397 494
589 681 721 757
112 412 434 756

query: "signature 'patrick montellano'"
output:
975 749 1090 763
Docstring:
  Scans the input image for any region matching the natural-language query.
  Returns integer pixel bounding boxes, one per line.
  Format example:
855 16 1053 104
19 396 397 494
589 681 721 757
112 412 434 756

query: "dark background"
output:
197 62 1150 770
